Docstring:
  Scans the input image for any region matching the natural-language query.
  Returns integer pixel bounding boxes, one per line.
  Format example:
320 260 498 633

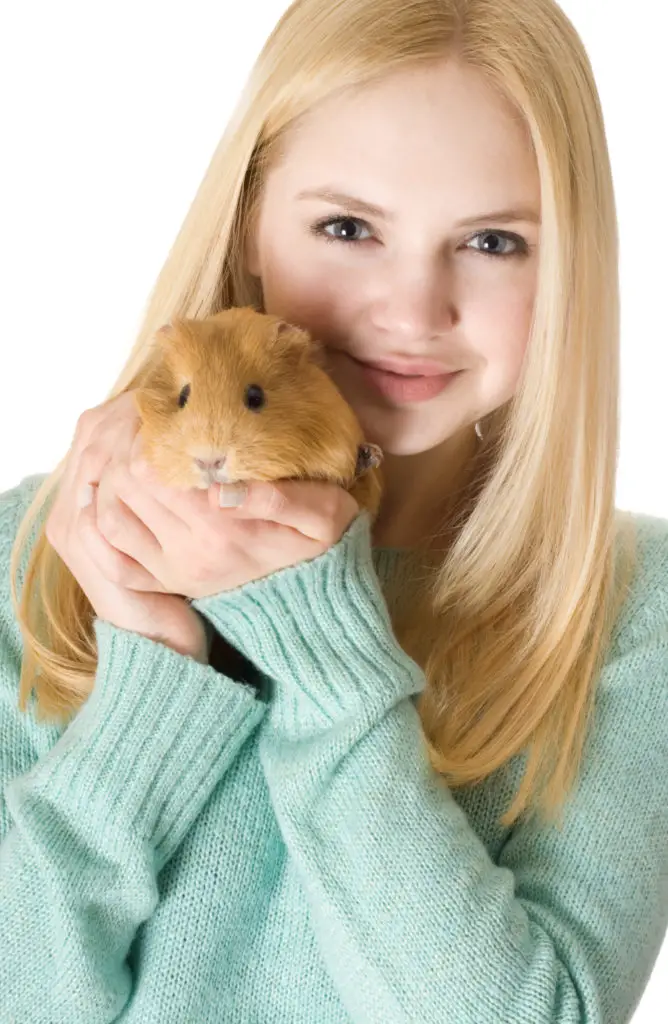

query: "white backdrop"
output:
0 2 666 1019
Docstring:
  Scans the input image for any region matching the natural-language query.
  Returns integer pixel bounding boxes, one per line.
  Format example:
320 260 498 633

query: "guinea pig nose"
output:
194 456 227 471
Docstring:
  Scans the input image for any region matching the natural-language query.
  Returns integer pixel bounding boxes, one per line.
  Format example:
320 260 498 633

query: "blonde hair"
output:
10 0 637 828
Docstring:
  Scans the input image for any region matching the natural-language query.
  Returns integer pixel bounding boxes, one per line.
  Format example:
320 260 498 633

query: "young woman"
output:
1 0 666 1021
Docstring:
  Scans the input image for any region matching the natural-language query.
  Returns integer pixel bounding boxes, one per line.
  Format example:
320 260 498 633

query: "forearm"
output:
1 618 267 1022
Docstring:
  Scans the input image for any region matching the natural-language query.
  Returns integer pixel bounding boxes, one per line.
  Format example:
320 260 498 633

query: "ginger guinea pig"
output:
131 306 383 518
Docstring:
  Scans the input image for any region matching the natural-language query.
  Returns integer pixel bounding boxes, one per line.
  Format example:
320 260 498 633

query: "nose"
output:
370 261 457 341
194 456 227 472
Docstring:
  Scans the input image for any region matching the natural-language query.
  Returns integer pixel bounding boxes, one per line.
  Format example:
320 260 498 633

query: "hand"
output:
101 448 361 600
45 391 210 663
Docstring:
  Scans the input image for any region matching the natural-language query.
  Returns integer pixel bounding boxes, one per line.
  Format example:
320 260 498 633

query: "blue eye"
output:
313 216 372 244
467 232 524 257
310 213 529 259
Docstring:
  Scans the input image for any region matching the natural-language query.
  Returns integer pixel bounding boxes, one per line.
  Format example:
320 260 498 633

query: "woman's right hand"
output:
45 391 210 664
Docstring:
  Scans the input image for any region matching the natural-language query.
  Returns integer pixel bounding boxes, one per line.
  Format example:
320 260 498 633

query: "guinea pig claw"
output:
355 442 383 477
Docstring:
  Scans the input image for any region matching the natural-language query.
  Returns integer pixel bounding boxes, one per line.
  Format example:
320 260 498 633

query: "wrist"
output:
150 605 211 665
192 512 423 730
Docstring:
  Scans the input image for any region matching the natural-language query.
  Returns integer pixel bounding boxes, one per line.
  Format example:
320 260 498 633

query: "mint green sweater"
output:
1 472 666 1023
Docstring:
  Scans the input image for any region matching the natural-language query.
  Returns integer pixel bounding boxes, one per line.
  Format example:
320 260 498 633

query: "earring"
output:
475 420 484 441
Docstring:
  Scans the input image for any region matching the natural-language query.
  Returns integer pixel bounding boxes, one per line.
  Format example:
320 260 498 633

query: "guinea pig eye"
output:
244 384 265 411
177 383 191 409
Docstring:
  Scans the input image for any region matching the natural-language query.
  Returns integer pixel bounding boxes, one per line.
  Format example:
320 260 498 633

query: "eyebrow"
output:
296 188 541 227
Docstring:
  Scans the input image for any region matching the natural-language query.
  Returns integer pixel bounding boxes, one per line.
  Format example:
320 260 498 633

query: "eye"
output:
178 383 191 408
311 215 372 244
244 384 266 411
311 214 530 260
467 231 527 257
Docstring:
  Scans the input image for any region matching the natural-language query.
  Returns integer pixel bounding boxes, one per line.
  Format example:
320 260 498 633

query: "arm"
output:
0 477 267 1023
193 511 668 1024
0 622 267 1023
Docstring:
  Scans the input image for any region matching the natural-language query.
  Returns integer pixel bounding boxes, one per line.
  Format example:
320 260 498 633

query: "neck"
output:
371 425 481 551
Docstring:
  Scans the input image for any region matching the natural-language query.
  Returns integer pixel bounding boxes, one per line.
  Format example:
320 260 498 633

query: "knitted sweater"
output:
1 472 666 1024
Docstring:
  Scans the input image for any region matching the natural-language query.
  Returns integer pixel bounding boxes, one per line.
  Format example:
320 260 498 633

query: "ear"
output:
274 318 311 345
155 317 185 338
152 317 187 354
272 318 321 363
355 442 384 477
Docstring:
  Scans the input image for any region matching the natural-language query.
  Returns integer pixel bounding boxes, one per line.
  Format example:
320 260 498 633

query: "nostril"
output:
195 456 227 471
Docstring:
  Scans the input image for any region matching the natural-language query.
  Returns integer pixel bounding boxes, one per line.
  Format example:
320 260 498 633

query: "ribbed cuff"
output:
192 512 424 737
16 619 266 867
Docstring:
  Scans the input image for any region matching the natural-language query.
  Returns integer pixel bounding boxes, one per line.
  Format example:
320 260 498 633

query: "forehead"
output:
267 59 538 210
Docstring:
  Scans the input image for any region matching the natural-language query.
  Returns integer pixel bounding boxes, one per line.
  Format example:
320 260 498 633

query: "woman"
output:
1 0 666 1021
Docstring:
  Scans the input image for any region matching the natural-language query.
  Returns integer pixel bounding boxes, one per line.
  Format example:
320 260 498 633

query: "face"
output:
244 58 540 457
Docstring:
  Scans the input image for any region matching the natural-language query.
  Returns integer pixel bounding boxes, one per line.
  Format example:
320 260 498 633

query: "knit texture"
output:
1 472 667 1023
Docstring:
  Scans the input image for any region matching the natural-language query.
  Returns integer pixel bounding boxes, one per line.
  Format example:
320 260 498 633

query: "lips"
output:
352 357 460 403
358 356 458 377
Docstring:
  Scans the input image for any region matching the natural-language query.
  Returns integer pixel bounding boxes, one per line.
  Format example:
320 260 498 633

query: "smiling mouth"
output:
353 357 458 377
336 349 460 375
337 353 461 404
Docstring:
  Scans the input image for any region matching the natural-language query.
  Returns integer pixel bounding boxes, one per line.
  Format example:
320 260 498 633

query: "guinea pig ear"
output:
155 318 183 339
151 318 188 359
273 319 319 360
355 443 384 477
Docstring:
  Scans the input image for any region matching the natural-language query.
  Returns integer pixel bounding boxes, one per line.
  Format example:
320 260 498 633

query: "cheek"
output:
257 239 322 307
475 286 534 388
257 241 359 334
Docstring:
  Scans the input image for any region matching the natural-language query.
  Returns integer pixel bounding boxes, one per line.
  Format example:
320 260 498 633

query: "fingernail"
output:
77 483 94 509
219 483 247 507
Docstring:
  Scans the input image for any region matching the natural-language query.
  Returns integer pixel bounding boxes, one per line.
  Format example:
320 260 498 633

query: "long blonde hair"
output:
10 0 637 828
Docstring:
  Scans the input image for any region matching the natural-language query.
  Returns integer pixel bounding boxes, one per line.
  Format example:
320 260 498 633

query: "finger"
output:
76 486 167 592
70 391 140 465
95 465 169 585
47 393 142 554
128 435 214 525
67 394 142 509
216 479 359 544
105 458 189 548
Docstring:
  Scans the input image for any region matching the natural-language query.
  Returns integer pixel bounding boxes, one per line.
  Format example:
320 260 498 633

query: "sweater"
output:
0 471 666 1024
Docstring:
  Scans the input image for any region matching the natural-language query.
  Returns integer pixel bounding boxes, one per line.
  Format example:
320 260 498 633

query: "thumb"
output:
216 480 294 522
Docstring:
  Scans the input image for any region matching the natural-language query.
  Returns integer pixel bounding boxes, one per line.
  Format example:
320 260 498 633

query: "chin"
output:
375 433 452 457
352 403 453 456
329 357 471 453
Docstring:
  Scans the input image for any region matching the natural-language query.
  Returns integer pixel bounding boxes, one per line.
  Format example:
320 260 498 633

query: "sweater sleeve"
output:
192 510 668 1024
0 477 267 1023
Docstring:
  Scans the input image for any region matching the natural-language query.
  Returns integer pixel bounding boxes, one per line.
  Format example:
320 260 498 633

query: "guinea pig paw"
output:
355 443 383 476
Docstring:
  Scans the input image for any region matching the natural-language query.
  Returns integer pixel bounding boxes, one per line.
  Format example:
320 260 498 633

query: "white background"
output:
0 2 665 1019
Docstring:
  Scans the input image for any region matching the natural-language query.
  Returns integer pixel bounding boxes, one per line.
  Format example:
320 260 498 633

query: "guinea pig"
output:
131 306 384 518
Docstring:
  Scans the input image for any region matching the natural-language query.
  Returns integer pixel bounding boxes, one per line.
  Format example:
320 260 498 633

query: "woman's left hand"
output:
94 446 361 600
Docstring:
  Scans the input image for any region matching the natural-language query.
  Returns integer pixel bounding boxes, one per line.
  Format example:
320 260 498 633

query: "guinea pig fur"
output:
131 306 384 518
